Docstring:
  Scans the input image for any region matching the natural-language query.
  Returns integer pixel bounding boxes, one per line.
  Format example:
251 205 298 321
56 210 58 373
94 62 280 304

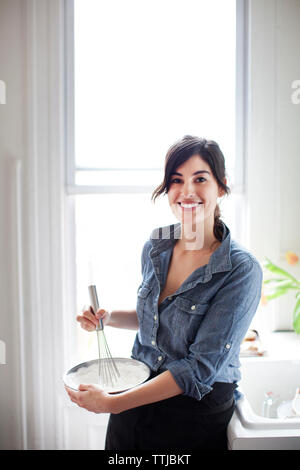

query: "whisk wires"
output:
88 285 120 388
96 320 120 388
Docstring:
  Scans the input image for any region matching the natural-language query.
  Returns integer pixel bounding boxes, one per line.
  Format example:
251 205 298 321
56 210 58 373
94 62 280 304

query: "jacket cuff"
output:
166 359 213 401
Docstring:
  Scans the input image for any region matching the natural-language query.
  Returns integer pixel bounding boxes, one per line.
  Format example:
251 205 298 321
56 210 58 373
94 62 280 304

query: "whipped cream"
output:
65 358 150 393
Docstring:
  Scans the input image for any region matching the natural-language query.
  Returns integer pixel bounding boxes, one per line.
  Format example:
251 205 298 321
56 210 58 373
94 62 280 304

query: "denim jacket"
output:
131 221 263 402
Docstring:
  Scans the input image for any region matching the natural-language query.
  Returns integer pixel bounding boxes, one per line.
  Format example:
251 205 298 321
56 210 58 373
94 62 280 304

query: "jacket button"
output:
191 305 196 310
158 356 163 361
168 296 172 301
225 343 231 349
151 340 156 346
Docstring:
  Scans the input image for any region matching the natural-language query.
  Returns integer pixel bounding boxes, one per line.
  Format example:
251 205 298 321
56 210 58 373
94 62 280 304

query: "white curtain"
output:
0 0 94 450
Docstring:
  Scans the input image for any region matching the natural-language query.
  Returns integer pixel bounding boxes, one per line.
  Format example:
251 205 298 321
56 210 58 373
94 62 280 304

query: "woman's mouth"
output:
177 201 203 210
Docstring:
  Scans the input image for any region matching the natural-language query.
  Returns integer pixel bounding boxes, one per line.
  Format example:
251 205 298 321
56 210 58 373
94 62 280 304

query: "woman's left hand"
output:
65 383 115 414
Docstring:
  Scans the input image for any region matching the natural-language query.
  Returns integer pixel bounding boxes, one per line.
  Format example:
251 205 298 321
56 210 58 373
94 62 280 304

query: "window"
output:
67 0 242 363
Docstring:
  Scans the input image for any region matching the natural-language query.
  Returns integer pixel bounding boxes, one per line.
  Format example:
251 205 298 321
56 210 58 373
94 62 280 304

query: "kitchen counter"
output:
242 330 300 362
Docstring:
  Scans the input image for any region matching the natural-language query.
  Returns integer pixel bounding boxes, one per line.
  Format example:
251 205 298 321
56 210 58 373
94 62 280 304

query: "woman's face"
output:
167 154 225 225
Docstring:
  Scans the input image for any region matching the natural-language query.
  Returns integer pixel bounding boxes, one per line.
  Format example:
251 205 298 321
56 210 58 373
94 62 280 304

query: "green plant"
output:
262 253 300 334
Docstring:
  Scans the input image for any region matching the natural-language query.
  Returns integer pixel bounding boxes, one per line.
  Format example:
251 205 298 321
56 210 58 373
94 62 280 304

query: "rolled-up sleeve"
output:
166 259 263 400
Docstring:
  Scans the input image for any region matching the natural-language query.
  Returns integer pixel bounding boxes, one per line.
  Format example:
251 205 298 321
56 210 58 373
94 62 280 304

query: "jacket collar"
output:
149 220 232 278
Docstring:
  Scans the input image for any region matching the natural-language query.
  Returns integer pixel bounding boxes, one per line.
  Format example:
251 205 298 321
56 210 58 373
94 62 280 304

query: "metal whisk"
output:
88 285 120 388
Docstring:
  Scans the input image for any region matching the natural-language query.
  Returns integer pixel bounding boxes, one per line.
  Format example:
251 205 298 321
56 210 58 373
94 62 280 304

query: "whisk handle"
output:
88 285 104 330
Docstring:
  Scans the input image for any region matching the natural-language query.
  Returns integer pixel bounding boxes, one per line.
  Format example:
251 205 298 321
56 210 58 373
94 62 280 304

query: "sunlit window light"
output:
73 0 237 362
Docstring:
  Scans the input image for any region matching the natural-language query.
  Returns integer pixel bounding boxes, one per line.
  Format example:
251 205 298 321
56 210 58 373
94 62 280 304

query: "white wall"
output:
0 0 68 449
246 0 300 330
0 0 25 449
0 0 299 449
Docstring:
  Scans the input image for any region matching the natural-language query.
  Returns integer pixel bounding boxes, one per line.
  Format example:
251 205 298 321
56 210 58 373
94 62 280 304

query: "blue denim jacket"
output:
131 221 263 402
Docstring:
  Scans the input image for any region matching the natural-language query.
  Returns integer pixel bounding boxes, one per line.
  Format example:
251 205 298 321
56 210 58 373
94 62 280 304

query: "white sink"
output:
228 358 300 450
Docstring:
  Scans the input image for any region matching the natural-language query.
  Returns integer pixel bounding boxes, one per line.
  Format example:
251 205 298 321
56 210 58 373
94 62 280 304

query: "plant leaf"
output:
264 279 300 301
263 258 300 285
266 286 296 301
263 278 286 284
293 297 300 334
263 279 298 289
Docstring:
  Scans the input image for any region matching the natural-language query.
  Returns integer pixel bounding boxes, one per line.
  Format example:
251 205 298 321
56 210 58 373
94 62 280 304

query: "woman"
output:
66 135 263 450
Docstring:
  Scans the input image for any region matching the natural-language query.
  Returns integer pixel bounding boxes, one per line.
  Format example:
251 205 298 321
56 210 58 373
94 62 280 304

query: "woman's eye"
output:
170 177 206 184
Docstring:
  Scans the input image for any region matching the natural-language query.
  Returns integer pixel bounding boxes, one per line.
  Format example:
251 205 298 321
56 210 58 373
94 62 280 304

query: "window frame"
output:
65 0 247 202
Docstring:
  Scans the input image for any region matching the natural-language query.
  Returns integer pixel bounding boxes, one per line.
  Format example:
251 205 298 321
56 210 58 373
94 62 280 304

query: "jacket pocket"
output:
174 297 209 344
174 296 209 315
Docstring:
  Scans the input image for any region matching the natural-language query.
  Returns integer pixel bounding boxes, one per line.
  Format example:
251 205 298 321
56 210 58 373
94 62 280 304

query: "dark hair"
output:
151 135 231 242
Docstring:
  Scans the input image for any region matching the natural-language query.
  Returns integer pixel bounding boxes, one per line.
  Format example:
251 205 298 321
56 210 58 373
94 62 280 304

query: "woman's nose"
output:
181 180 195 198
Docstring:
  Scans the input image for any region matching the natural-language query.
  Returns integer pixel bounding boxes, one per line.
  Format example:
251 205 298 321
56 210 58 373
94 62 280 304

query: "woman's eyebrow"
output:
171 170 211 176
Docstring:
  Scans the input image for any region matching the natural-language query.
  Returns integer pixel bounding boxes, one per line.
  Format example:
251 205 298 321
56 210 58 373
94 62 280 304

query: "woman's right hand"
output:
76 306 111 332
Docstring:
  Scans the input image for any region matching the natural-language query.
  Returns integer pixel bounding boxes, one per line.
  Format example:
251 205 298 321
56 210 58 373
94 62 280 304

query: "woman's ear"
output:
218 178 227 197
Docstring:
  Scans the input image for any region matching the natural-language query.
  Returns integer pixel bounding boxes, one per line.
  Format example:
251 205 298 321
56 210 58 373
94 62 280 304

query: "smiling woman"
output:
68 0 242 450
66 135 263 451
152 136 231 250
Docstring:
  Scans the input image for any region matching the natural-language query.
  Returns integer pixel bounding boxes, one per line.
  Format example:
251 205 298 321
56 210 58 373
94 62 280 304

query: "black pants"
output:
105 382 236 451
